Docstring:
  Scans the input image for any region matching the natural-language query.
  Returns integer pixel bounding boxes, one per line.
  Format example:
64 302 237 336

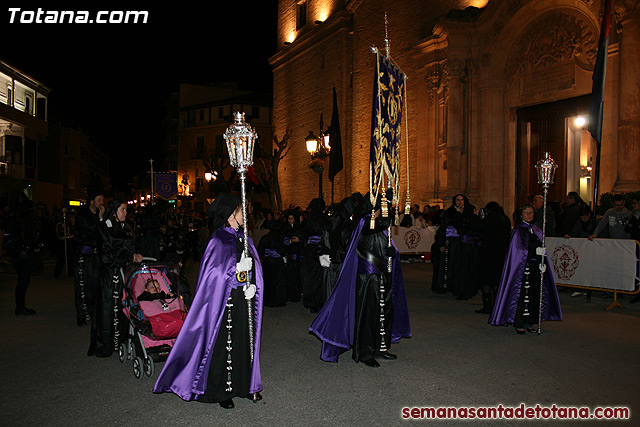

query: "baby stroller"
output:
119 260 187 379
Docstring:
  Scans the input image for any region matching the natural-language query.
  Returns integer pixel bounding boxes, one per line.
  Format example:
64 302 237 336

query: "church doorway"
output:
515 94 592 209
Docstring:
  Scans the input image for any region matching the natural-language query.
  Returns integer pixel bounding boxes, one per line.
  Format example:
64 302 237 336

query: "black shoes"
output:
363 358 380 368
15 307 36 315
219 399 234 409
515 329 526 335
375 351 398 360
249 392 262 402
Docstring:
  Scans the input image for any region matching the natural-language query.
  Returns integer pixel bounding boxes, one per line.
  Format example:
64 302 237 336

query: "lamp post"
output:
204 170 217 201
534 151 557 335
305 123 331 199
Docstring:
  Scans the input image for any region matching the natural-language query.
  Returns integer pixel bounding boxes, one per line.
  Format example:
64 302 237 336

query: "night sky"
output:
2 4 277 192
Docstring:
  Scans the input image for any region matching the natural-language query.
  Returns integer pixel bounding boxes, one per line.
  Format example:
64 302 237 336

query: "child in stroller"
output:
120 262 187 379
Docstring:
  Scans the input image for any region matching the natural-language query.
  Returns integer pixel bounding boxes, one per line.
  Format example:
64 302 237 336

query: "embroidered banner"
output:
155 172 178 200
546 237 638 291
370 51 406 212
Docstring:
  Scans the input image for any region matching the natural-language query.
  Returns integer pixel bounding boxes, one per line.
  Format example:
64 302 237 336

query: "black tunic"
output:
88 217 135 357
74 205 103 324
352 216 394 363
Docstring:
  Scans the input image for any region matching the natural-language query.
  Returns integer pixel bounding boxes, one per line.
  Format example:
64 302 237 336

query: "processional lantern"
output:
224 112 257 174
535 152 558 187
533 151 557 336
223 112 258 366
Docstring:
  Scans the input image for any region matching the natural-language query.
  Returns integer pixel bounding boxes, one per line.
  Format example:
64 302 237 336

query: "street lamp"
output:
204 170 217 201
305 122 331 199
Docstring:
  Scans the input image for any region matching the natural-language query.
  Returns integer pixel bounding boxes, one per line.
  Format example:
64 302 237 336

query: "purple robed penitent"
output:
153 227 263 400
489 222 562 326
309 216 411 362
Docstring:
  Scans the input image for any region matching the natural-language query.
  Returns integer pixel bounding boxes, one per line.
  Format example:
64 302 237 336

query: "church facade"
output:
270 0 639 213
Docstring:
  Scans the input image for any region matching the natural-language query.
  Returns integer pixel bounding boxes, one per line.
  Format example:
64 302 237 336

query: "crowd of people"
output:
430 191 640 319
1 187 639 408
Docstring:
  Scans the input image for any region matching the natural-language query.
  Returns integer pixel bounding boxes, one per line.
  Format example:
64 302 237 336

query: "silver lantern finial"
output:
224 112 257 173
535 152 557 187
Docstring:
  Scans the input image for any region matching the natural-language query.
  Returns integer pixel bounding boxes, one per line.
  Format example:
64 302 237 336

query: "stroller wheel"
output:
133 357 143 379
118 343 126 363
144 357 155 377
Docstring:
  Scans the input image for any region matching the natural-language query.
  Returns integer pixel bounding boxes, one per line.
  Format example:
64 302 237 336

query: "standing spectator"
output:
626 197 640 303
625 196 640 242
3 200 42 315
533 194 556 237
556 192 585 237
589 194 631 240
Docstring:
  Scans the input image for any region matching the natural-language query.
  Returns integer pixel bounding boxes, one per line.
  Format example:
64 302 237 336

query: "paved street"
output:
1 257 639 426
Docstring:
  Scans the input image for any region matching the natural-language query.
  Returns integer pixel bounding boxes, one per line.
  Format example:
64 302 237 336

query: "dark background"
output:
1 4 278 191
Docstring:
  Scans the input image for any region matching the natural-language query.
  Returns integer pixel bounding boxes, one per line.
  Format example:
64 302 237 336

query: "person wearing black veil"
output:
323 192 362 301
310 190 411 368
473 201 512 314
88 199 142 357
282 208 303 302
154 193 264 409
258 219 287 307
434 193 479 299
301 198 330 313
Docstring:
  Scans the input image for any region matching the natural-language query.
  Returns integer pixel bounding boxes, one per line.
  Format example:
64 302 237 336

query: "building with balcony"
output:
0 60 50 209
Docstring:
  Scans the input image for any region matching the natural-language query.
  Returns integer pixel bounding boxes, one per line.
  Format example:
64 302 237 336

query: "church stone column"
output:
614 5 640 192
445 58 466 197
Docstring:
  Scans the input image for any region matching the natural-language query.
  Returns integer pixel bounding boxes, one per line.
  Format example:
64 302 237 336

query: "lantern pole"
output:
535 152 557 335
223 112 258 377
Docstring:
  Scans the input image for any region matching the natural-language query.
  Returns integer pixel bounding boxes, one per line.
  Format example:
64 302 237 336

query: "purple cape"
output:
309 216 411 362
153 227 264 400
489 222 562 326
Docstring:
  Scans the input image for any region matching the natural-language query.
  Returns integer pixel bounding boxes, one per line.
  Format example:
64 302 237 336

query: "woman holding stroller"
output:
88 199 143 357
154 193 264 409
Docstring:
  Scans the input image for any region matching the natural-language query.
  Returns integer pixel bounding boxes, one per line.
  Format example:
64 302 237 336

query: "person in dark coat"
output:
88 199 143 357
282 210 303 302
473 202 512 314
258 220 287 307
555 192 586 237
434 194 479 299
301 198 330 313
73 188 105 326
324 193 362 303
3 200 41 315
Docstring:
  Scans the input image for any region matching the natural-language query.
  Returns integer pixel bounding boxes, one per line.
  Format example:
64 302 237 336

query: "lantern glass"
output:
535 152 558 185
305 131 318 154
223 112 257 169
